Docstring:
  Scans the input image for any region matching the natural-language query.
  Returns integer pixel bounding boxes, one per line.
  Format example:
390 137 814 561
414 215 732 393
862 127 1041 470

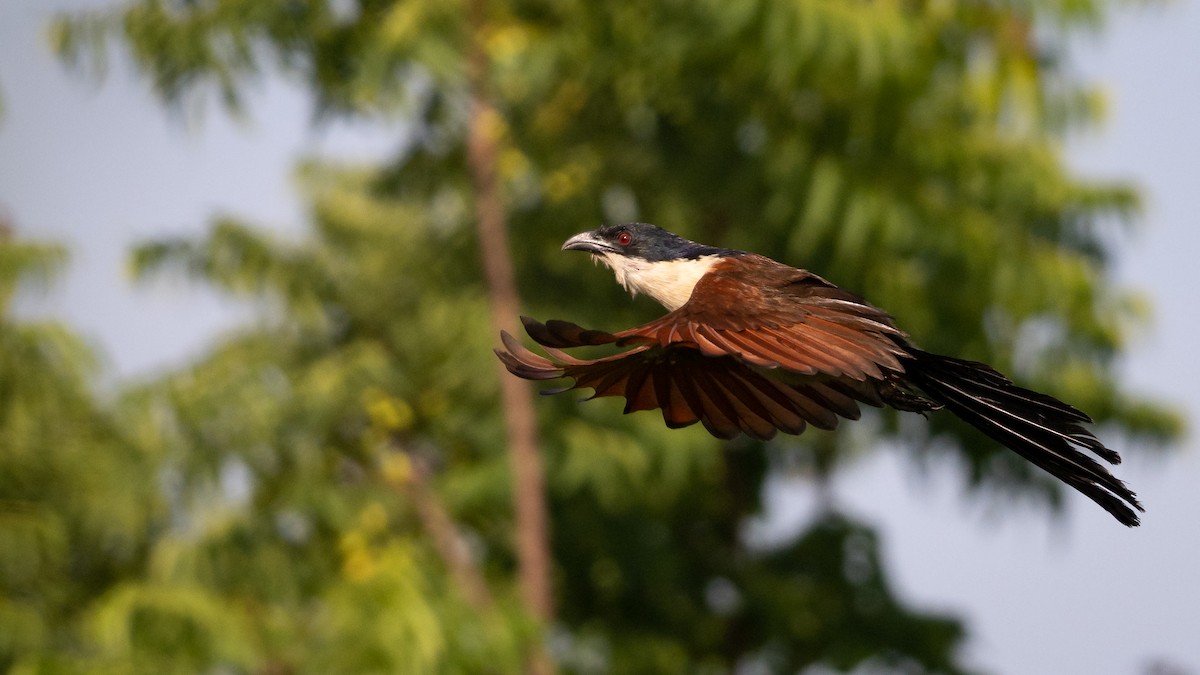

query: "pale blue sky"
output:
2 2 1198 673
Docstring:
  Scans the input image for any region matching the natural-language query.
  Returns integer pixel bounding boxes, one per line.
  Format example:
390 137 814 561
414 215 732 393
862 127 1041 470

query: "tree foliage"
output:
0 228 161 672
13 0 1182 672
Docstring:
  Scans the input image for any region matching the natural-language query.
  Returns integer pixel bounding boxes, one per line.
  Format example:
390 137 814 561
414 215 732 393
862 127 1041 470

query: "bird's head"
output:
561 223 736 310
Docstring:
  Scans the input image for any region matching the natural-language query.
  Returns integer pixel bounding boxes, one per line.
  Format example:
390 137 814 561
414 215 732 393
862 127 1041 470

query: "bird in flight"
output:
495 223 1142 526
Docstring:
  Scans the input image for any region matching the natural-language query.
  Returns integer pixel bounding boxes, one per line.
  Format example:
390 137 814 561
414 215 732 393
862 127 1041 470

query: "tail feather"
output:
906 350 1143 527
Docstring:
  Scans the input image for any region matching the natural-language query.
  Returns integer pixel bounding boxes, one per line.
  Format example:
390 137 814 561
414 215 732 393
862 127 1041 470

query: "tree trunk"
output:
464 2 555 672
399 451 495 611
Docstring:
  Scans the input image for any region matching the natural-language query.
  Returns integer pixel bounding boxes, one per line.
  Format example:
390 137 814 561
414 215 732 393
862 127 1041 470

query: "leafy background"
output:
3 0 1199 673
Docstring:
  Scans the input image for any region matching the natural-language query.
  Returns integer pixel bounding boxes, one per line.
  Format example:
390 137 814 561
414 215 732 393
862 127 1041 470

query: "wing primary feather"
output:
801 383 864 421
577 359 639 400
732 370 811 434
622 362 656 413
655 364 699 428
822 378 885 408
780 387 842 430
684 366 744 439
695 367 778 440
669 367 708 422
705 369 775 431
522 316 617 347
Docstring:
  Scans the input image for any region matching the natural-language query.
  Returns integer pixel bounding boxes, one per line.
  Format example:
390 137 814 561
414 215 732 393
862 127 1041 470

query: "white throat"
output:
593 253 721 311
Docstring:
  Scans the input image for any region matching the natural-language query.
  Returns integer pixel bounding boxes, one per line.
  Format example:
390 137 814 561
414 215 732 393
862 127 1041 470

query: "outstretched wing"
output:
497 325 870 440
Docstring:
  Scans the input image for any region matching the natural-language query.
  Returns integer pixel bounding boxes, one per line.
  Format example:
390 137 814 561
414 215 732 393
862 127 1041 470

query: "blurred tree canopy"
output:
2 0 1180 672
0 227 162 671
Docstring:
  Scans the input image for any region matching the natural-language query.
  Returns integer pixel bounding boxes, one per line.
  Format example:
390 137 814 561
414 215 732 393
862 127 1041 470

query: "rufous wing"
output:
497 320 874 441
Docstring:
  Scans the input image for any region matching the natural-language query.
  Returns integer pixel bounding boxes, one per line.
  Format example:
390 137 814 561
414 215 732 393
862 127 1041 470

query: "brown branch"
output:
463 1 555 672
398 453 494 610
465 93 553 619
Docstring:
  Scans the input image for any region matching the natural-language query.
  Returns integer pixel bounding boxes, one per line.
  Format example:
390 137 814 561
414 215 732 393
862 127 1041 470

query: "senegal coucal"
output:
495 223 1142 526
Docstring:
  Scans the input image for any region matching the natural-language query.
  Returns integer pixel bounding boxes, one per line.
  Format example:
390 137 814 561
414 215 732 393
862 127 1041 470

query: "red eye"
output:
617 232 632 246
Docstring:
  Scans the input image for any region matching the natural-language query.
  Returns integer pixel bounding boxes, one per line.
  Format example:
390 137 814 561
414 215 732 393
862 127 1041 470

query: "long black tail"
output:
905 349 1142 526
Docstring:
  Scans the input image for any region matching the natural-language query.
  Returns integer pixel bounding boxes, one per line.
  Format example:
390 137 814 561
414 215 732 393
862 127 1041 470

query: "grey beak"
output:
561 231 613 254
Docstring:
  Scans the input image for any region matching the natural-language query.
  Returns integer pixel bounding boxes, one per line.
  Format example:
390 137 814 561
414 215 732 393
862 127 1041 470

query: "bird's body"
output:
495 223 1142 526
